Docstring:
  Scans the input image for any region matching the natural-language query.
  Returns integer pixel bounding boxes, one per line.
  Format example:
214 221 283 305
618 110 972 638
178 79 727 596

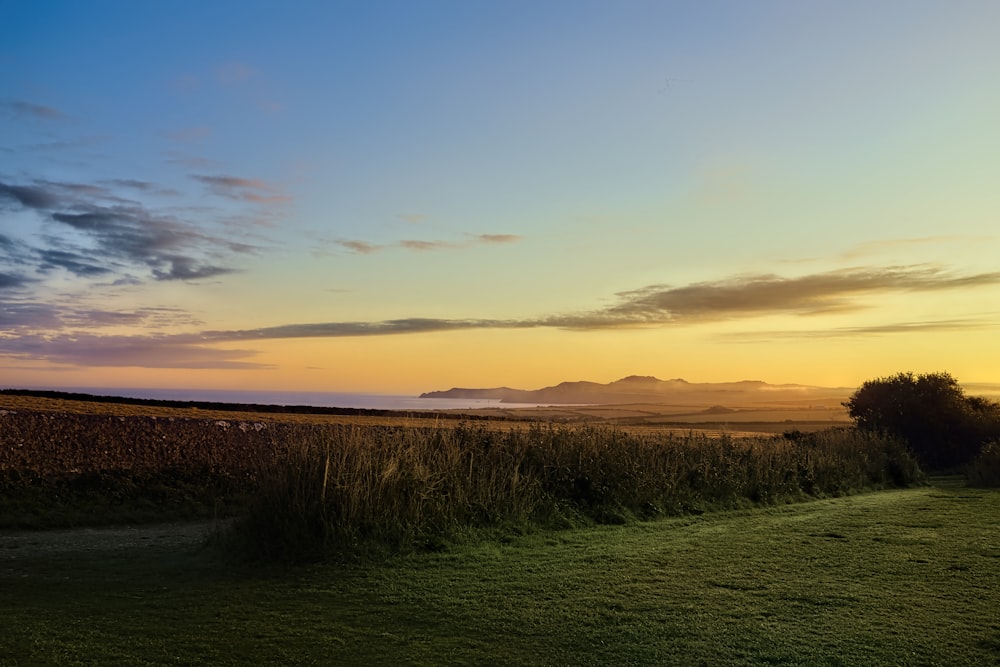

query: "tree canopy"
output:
844 372 1000 470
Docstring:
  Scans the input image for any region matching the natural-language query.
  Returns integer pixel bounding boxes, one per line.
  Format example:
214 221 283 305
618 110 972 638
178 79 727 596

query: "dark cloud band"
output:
1 264 997 369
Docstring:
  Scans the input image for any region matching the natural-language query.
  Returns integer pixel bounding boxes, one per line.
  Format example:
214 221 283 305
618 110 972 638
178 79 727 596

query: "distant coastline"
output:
0 387 556 413
420 375 855 406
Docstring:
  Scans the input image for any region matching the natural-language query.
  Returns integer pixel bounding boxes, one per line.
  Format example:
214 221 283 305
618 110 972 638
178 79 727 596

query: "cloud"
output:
333 233 522 255
588 266 1000 325
0 301 62 329
0 300 201 332
50 207 249 280
37 249 112 277
193 265 1000 339
1 100 66 121
1 178 256 283
398 213 427 224
838 236 993 260
718 318 997 342
151 256 235 281
0 333 268 369
192 174 291 204
0 272 34 290
3 264 997 370
0 182 61 209
102 179 180 196
399 239 458 251
200 318 528 341
2 180 137 209
472 234 522 244
337 240 383 255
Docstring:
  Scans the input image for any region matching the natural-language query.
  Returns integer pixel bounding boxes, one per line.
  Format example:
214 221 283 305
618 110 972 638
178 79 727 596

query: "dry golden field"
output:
0 391 850 438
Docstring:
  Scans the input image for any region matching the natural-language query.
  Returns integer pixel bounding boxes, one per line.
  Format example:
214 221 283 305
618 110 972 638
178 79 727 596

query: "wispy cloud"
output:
192 174 291 204
0 333 268 369
585 266 1000 325
196 265 1000 337
200 318 531 341
718 318 997 342
1 99 66 121
333 233 522 255
472 234 522 244
336 240 382 255
195 264 1000 337
0 299 200 332
0 182 60 209
838 235 994 260
0 272 34 290
0 177 257 284
2 264 996 369
399 239 458 251
101 179 180 197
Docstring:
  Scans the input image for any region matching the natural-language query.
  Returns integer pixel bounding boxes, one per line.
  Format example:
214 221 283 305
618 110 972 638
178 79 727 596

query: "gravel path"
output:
0 519 228 560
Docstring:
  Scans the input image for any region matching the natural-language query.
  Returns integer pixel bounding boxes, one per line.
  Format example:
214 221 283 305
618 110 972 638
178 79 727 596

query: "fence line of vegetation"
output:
231 423 922 561
0 409 923 558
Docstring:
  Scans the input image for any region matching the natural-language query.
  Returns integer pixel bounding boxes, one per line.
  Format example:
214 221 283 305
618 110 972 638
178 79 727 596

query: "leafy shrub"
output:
844 372 1000 470
966 441 1000 488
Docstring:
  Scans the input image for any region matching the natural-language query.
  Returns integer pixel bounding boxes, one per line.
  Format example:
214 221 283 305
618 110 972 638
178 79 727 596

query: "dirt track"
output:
0 519 224 560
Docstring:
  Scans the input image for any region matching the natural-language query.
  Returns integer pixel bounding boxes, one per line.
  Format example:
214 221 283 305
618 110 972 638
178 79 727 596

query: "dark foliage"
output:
844 372 1000 469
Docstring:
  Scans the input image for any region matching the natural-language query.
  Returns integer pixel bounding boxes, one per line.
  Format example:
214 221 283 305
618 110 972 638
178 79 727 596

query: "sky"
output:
2 0 999 396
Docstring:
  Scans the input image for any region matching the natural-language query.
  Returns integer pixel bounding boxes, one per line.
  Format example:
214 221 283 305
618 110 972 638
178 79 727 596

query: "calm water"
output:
48 387 552 411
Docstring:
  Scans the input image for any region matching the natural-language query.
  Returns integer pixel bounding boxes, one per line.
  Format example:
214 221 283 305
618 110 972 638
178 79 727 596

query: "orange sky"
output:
2 2 999 397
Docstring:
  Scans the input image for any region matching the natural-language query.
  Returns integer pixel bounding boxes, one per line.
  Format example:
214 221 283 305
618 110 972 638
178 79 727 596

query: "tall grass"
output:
231 424 922 562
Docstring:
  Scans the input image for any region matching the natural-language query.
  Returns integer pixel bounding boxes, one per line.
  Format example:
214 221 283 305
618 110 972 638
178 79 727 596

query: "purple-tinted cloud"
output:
0 333 268 369
1 99 66 121
0 182 60 209
473 234 522 244
333 233 522 255
1 178 256 283
192 174 291 204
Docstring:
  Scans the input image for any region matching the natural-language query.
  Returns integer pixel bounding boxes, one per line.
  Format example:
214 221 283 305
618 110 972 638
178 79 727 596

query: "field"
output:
0 393 914 543
1 392 994 664
2 483 999 665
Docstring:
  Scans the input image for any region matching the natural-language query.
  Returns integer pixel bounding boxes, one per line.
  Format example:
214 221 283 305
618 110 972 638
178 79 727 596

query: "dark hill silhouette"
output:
420 375 852 406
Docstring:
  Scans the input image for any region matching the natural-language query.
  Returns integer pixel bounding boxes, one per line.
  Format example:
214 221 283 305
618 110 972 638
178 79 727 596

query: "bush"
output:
966 441 1000 488
844 372 1000 470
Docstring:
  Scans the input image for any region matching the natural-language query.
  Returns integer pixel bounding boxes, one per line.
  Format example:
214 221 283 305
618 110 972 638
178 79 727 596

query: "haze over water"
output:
51 387 552 412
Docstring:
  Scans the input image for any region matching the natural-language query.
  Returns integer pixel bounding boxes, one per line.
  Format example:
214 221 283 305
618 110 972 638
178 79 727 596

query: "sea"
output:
41 387 552 412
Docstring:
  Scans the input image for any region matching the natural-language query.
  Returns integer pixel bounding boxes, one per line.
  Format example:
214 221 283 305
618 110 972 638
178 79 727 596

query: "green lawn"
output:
2 482 999 666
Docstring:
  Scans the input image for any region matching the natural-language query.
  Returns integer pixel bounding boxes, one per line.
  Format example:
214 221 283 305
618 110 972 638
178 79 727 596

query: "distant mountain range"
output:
419 375 853 406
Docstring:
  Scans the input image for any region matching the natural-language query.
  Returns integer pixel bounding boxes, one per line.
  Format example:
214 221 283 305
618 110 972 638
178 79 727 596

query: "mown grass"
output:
2 482 998 666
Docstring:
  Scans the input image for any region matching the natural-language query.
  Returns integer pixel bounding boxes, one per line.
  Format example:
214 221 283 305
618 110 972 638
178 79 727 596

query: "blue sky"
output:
2 1 999 394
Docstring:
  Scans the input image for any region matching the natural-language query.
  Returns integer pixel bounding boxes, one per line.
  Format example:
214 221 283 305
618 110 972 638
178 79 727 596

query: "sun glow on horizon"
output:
3 2 999 396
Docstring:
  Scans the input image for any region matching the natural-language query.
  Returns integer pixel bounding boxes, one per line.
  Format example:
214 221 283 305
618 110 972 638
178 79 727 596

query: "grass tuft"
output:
229 424 922 562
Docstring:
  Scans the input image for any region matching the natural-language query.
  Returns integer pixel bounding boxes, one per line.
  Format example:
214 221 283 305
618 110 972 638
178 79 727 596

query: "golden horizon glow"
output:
2 2 999 397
